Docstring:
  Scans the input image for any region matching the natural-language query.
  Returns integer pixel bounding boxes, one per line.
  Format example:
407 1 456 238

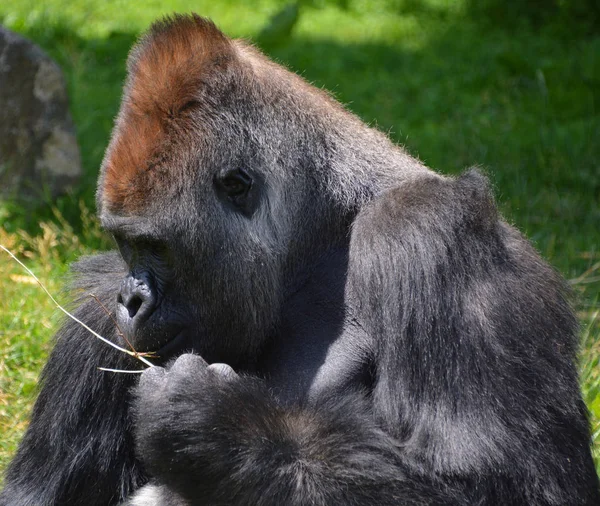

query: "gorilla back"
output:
1 14 598 506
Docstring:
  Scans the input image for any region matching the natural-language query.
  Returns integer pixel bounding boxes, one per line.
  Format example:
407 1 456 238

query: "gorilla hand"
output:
132 353 277 503
133 353 241 476
136 354 238 401
131 355 460 506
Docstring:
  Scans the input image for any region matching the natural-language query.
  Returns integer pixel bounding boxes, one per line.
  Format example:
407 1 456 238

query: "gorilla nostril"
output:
117 273 157 329
126 295 143 319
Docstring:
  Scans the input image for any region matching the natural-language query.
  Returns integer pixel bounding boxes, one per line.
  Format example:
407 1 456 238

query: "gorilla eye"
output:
216 169 253 198
178 100 201 115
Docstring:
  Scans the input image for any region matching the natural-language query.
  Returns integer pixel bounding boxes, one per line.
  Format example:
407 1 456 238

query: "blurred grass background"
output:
0 0 599 478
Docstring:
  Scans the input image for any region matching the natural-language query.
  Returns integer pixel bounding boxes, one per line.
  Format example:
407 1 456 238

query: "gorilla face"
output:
100 132 291 364
96 26 319 363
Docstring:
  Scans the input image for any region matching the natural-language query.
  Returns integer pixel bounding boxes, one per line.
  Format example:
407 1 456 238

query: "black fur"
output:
130 354 460 505
0 254 146 504
1 15 598 506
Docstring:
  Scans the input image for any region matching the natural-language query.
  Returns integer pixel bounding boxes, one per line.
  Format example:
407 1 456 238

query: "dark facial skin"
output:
112 234 183 355
102 147 289 366
104 195 254 363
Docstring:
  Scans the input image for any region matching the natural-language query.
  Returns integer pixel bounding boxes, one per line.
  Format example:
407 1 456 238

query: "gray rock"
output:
0 26 81 200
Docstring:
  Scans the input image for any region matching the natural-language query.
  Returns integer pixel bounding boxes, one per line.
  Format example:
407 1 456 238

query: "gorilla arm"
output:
0 253 146 506
131 354 458 506
348 170 599 504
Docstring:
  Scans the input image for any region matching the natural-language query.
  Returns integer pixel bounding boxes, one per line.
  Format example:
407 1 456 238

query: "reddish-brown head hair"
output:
100 14 235 212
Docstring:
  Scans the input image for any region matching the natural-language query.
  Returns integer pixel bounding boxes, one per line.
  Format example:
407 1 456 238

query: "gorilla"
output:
1 14 598 506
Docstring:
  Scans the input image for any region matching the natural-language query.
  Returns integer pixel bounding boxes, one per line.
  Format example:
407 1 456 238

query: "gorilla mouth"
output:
125 321 191 361
153 329 192 362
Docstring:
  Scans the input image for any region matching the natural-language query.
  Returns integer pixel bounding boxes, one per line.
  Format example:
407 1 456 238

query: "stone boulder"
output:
0 26 81 200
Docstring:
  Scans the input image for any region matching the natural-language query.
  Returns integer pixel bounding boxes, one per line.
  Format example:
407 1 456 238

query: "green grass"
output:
1 0 599 479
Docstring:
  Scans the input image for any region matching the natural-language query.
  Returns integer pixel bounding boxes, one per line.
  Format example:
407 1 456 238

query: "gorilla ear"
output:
127 13 236 116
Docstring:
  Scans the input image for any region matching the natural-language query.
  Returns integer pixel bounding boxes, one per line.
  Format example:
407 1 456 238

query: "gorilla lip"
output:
153 329 191 361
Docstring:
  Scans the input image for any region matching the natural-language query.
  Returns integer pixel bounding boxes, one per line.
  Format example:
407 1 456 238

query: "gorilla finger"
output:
170 353 208 377
207 363 238 381
138 366 167 392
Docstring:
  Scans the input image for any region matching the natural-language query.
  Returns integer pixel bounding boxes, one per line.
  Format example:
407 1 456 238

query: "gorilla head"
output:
98 15 426 364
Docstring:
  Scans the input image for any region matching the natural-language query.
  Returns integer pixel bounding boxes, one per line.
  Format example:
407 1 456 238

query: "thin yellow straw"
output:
0 244 153 367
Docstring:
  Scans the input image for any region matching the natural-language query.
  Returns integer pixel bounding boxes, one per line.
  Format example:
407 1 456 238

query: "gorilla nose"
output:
117 274 157 335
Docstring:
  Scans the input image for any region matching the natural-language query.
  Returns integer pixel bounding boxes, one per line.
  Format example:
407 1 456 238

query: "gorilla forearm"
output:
132 356 458 506
0 253 145 506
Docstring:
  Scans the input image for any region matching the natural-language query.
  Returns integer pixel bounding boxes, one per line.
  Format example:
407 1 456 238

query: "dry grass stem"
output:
89 293 157 360
98 367 145 374
0 244 154 368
